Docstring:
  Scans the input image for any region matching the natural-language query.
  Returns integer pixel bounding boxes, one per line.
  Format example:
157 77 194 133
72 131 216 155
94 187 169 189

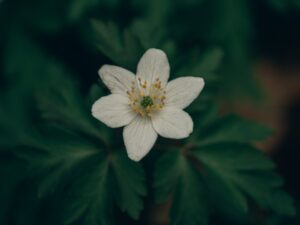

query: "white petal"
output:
99 65 135 95
136 49 170 92
165 77 204 109
123 117 158 161
92 94 136 128
152 107 193 139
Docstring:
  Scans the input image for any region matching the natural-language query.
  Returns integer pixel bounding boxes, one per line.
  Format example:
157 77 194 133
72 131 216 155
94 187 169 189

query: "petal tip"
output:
196 77 205 86
91 100 99 116
194 77 205 97
124 140 151 162
146 48 166 55
98 64 109 79
127 152 143 162
144 48 168 62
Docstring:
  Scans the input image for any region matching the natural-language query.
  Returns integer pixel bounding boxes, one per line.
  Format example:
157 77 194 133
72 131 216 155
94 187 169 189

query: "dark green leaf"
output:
62 150 146 225
91 20 144 70
15 127 99 197
192 143 295 217
111 150 147 219
63 152 113 225
67 0 100 21
0 154 26 224
16 128 146 224
177 48 223 82
154 151 208 225
198 114 273 145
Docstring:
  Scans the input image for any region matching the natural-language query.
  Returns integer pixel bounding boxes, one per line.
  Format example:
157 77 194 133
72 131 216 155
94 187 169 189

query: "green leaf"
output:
191 48 223 76
232 171 295 216
67 0 99 21
3 28 108 144
0 88 32 147
200 163 248 220
177 48 223 113
198 114 273 146
35 63 108 144
192 103 219 127
16 127 146 224
0 154 26 224
191 143 296 217
63 150 146 225
15 127 99 197
91 20 144 70
155 142 295 225
3 28 49 87
22 47 109 144
130 19 167 49
85 84 105 107
177 48 223 82
194 143 275 171
111 150 147 219
154 151 209 225
63 152 113 225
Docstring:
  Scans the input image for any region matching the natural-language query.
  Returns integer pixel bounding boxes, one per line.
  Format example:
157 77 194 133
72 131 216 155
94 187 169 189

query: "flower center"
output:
127 78 166 117
140 96 153 108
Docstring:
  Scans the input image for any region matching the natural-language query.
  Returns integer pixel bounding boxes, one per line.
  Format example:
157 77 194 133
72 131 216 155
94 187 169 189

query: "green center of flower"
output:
127 78 166 117
140 96 153 108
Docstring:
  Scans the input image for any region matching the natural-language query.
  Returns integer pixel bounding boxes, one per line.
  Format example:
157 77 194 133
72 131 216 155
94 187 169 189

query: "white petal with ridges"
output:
123 117 157 161
165 77 204 109
99 65 135 95
152 107 193 139
136 48 170 93
92 94 136 128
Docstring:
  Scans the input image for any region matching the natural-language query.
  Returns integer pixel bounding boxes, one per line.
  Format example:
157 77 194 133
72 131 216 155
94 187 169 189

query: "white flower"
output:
92 49 205 161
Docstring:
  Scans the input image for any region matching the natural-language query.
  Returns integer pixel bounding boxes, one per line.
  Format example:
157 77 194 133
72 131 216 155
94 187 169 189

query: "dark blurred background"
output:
0 0 299 225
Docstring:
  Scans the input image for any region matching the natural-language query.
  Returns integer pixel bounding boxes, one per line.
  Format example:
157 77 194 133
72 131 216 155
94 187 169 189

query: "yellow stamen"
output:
127 77 166 117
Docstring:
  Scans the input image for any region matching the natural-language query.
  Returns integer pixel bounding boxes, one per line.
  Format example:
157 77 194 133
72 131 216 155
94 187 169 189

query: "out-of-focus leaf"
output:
111 150 147 219
177 48 223 113
67 0 122 21
130 19 166 49
268 0 300 12
192 143 296 217
3 0 67 34
177 47 223 82
2 28 108 146
15 127 99 197
63 150 146 225
85 83 105 107
0 154 26 224
3 28 49 87
67 0 99 21
0 88 32 147
167 0 262 101
34 61 109 145
91 20 144 70
198 114 273 146
154 143 295 225
63 152 113 225
154 151 208 225
15 125 146 224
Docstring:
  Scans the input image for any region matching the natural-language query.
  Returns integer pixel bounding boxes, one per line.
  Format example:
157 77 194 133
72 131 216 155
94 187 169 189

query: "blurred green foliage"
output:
268 0 300 12
0 0 298 225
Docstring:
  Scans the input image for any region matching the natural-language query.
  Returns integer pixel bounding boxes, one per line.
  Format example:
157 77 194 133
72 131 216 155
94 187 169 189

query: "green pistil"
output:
140 96 153 108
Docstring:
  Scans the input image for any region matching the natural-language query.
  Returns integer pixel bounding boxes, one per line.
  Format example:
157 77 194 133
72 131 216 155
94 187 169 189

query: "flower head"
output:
92 49 204 161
